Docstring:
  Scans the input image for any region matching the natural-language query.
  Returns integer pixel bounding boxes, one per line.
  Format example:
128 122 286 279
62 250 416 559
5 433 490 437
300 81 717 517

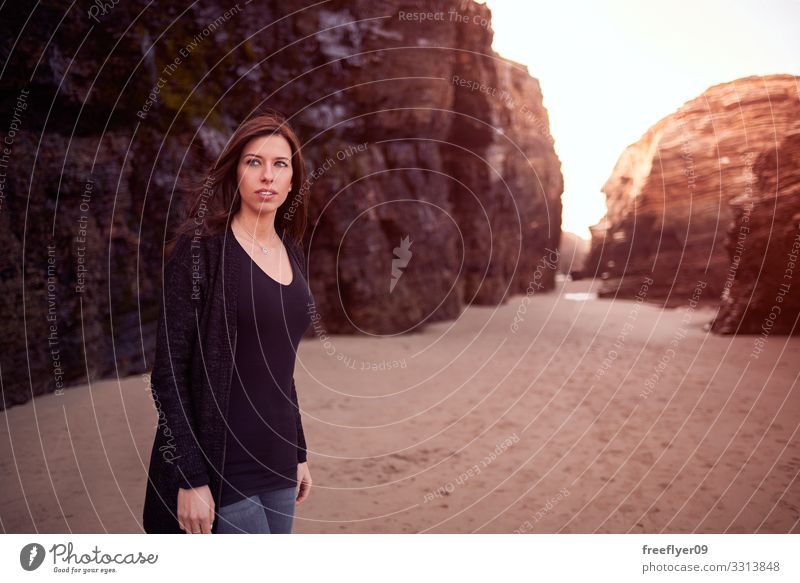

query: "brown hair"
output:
173 109 308 248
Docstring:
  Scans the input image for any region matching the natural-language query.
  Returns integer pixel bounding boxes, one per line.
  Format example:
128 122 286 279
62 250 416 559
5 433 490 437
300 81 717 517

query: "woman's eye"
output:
245 159 288 167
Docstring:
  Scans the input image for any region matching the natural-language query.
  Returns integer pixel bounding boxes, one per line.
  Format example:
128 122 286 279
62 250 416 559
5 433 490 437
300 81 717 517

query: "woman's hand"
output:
177 485 215 534
296 462 312 505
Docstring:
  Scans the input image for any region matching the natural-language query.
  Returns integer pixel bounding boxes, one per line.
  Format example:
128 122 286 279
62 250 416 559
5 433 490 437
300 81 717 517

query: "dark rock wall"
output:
0 0 563 407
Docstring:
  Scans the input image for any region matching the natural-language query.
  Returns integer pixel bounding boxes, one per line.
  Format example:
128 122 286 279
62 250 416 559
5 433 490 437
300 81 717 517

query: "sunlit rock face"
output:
584 75 800 320
0 0 562 407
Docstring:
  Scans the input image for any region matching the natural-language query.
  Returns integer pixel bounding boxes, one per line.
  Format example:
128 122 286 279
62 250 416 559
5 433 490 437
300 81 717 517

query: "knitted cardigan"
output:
142 223 309 534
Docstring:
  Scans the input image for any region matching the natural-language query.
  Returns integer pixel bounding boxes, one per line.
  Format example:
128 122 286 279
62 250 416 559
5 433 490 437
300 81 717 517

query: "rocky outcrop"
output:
709 127 800 334
0 0 562 407
585 75 800 316
558 231 590 277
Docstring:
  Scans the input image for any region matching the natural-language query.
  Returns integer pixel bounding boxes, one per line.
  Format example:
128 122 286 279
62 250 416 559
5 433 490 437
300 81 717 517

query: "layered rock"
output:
710 127 800 334
585 75 800 314
0 0 562 407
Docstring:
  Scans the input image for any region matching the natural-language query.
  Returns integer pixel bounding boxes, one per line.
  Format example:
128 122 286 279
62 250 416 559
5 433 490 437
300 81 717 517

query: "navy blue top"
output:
219 234 312 508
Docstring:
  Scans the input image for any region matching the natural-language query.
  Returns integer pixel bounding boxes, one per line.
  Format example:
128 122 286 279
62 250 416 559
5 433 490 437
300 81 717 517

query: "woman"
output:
142 110 313 534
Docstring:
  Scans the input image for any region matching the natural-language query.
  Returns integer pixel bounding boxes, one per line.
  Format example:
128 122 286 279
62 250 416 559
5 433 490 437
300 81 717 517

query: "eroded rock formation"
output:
585 75 800 320
710 127 800 335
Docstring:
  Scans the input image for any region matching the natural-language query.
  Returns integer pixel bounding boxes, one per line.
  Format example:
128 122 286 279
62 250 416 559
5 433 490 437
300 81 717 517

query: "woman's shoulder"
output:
282 236 307 281
171 229 226 251
284 235 303 255
163 232 226 278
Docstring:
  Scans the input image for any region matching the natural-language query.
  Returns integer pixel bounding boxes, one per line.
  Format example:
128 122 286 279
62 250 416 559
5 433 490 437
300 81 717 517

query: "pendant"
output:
261 246 271 255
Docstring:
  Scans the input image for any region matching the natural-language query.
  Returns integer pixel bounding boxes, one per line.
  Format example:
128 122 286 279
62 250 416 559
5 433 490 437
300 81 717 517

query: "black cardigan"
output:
142 223 310 534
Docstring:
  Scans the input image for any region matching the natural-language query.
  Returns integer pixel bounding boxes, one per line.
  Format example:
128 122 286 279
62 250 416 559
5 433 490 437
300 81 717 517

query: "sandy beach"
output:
2 277 798 533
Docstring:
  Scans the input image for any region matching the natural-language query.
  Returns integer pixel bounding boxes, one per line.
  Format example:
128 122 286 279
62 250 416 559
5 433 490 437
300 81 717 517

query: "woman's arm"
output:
291 369 312 504
290 377 307 463
289 236 313 504
149 234 210 489
289 237 310 463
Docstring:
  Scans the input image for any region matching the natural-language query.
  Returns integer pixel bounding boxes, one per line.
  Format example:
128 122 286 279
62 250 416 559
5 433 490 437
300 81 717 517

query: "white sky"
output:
482 0 800 239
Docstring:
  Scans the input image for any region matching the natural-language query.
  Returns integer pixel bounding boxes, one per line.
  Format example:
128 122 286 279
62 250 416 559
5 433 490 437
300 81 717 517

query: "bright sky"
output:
482 0 800 239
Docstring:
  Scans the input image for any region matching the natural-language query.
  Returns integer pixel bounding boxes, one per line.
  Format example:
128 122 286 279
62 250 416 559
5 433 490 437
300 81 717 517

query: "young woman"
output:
142 110 314 534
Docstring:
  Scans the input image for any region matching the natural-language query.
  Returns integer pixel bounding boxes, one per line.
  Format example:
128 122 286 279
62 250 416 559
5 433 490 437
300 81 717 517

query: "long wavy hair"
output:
172 109 309 249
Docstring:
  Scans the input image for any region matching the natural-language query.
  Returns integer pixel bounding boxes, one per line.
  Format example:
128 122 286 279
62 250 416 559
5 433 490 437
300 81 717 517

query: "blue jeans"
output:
216 486 296 534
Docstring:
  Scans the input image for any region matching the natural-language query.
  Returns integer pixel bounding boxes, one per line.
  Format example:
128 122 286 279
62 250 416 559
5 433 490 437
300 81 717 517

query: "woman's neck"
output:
234 209 278 241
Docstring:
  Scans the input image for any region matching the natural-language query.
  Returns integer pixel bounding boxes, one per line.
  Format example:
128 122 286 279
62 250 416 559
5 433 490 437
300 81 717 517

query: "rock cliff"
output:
585 75 800 327
0 0 562 407
710 127 800 334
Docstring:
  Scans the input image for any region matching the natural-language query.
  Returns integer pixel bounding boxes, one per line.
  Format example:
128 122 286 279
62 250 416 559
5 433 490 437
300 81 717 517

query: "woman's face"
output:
236 133 294 218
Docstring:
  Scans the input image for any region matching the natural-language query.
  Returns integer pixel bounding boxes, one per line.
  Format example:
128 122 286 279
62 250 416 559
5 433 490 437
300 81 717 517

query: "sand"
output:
2 277 798 533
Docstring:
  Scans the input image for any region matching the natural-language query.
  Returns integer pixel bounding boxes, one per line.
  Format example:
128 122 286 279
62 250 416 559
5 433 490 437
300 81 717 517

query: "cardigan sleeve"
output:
291 377 307 463
149 234 210 489
291 237 310 463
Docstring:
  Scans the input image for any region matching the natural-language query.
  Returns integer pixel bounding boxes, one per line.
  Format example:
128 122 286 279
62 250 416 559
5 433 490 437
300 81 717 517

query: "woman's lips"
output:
256 190 277 198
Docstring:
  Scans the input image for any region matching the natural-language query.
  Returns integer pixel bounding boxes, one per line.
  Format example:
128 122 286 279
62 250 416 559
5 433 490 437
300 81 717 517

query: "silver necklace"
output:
235 222 277 255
